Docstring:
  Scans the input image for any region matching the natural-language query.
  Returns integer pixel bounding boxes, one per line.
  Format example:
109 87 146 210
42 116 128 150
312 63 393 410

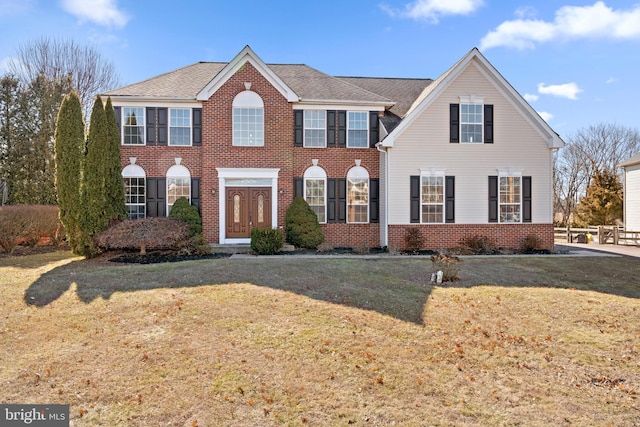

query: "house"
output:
105 46 564 251
620 153 640 231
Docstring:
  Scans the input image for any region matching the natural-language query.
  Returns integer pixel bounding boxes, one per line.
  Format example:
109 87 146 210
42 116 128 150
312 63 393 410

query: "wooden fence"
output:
554 226 640 246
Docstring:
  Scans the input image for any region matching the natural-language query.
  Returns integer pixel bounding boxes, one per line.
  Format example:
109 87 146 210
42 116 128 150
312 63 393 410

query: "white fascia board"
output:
110 99 202 108
293 101 389 111
196 46 299 102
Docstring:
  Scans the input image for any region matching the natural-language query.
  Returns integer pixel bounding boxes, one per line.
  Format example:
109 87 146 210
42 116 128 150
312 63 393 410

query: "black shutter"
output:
157 107 168 146
450 104 459 143
369 111 379 148
488 176 498 223
337 111 346 148
146 107 157 145
369 178 379 223
410 175 420 223
327 178 336 222
484 104 493 144
445 176 455 223
294 177 303 198
337 178 346 222
294 110 303 147
113 106 121 144
522 176 532 223
191 178 201 213
192 108 202 146
146 178 166 217
327 110 336 147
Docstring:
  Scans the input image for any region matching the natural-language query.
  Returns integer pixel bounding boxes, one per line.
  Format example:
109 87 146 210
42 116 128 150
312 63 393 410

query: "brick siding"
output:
388 223 555 251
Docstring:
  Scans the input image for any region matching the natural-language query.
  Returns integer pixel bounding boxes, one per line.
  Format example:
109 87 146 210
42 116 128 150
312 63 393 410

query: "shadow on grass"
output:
24 256 434 324
23 254 640 324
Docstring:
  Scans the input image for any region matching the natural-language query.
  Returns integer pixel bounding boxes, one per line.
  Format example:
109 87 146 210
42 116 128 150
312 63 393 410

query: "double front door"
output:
225 187 271 238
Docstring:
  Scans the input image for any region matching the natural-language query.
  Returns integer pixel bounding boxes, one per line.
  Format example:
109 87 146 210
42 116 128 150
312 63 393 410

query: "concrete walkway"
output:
555 242 640 258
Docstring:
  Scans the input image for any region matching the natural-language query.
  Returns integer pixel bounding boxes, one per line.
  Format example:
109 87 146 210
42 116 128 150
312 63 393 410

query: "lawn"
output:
1 251 639 426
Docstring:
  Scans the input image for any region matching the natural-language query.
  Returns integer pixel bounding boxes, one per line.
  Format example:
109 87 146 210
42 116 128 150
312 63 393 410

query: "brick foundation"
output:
388 223 555 251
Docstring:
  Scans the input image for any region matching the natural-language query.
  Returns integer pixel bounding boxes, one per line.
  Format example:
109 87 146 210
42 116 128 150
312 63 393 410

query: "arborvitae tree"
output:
169 196 202 237
78 95 108 256
54 90 84 253
103 97 126 223
575 168 623 226
285 196 324 249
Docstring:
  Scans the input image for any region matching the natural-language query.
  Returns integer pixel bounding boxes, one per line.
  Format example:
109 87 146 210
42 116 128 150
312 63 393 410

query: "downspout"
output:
375 142 389 248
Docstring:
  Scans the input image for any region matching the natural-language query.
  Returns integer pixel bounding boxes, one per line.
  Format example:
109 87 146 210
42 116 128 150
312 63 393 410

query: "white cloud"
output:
605 77 617 84
538 111 553 122
61 0 129 28
480 1 640 50
537 82 582 100
514 6 537 20
524 93 539 102
384 0 485 23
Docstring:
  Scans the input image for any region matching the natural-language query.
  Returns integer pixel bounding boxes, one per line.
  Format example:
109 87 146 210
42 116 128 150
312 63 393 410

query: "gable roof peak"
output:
195 45 299 102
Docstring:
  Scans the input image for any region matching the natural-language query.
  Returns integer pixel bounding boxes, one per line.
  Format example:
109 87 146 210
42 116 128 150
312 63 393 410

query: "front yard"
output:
1 251 639 426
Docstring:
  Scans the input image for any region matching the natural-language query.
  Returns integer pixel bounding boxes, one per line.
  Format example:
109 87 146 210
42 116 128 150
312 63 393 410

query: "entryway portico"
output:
216 168 280 244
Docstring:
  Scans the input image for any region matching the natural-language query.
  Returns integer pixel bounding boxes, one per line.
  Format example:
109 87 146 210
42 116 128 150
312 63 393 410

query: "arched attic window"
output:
232 89 264 146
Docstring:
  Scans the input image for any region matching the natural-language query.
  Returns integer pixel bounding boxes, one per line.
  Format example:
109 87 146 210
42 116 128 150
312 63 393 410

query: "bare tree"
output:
7 37 120 117
554 123 640 225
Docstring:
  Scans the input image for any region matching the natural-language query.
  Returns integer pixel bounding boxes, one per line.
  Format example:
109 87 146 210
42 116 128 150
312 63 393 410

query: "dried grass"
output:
1 252 639 426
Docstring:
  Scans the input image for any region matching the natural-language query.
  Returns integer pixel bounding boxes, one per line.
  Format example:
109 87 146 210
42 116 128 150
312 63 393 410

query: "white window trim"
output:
232 90 264 147
346 164 369 224
122 107 146 146
459 96 484 144
303 165 327 224
303 110 327 148
347 111 369 149
166 163 191 215
169 108 192 147
498 171 522 224
420 171 445 224
122 161 146 219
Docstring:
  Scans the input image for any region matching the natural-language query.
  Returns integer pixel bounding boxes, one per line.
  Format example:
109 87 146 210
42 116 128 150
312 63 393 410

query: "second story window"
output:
304 110 326 147
169 108 191 146
461 103 483 143
233 90 264 146
123 107 144 145
347 112 368 148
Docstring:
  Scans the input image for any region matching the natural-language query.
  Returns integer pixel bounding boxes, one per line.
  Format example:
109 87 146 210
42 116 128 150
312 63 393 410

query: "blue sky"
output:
1 0 639 141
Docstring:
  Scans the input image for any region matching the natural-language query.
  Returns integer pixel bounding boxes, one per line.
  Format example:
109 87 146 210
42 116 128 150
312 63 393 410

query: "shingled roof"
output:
106 62 396 105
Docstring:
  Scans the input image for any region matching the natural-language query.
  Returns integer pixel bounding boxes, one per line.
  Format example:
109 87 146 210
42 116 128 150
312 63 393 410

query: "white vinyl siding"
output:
624 165 640 231
386 59 554 225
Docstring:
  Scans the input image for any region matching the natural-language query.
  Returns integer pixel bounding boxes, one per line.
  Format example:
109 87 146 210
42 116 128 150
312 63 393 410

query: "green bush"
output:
169 197 202 237
285 196 324 249
251 228 284 255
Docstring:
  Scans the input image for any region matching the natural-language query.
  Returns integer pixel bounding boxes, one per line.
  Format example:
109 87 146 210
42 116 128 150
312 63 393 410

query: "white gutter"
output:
375 142 389 248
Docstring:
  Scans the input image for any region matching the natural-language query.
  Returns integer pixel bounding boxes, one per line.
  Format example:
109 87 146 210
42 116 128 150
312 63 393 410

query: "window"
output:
233 91 264 146
170 108 191 146
499 176 521 223
421 176 444 223
347 112 368 148
347 165 369 223
304 165 327 223
123 107 144 145
460 103 483 143
122 162 146 219
304 110 326 147
166 164 191 214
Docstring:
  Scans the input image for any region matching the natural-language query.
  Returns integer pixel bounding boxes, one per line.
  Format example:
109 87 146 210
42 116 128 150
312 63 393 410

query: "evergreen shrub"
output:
251 228 284 255
285 196 324 249
169 197 202 237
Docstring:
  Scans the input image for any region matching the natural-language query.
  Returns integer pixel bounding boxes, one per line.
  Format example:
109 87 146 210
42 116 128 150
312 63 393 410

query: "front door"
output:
225 187 271 238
